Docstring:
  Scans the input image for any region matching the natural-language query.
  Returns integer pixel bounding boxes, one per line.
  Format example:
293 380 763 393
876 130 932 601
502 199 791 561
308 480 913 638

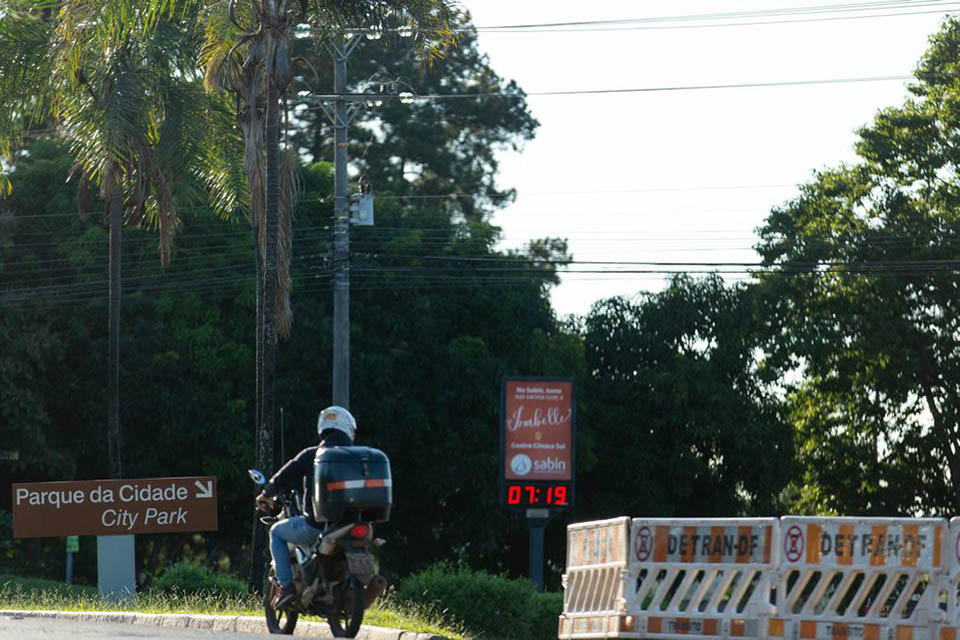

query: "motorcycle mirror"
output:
248 469 266 485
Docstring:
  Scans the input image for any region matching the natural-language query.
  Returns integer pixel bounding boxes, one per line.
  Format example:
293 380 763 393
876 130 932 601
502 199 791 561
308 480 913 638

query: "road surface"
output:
0 613 277 639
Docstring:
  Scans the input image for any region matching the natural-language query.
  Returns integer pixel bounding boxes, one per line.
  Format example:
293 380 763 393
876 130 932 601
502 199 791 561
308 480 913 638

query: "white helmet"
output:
317 405 356 441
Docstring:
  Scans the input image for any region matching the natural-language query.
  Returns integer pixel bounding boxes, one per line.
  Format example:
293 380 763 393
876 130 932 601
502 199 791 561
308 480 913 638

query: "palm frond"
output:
0 1 58 193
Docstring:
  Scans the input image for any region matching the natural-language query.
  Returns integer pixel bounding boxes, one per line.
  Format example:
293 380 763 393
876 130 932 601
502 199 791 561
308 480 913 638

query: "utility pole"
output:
332 39 353 409
321 29 408 409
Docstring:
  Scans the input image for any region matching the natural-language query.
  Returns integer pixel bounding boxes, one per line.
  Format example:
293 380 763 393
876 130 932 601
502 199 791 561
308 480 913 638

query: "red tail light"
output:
349 524 370 538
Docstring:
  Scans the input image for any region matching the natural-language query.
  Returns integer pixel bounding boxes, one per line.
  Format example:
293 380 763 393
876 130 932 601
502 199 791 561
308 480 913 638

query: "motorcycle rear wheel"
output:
264 563 299 635
328 575 364 638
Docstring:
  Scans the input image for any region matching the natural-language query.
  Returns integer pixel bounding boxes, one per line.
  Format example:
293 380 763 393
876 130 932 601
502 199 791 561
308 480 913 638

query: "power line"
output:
302 74 929 103
10 232 959 262
472 0 960 30
4 269 959 308
6 253 960 303
475 8 959 33
0 184 802 220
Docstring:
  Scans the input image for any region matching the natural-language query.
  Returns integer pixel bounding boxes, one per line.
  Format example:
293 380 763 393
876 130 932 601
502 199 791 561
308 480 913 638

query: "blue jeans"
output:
270 516 323 588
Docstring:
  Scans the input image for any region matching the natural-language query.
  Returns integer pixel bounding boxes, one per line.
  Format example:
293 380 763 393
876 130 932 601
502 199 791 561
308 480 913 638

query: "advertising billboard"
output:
500 377 575 510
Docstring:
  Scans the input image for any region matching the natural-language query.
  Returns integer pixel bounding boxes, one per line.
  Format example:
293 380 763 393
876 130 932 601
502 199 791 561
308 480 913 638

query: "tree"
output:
268 22 563 575
0 140 582 584
756 17 960 515
580 276 794 519
287 16 539 223
0 7 568 582
197 0 457 583
0 138 256 580
280 230 581 580
0 0 239 479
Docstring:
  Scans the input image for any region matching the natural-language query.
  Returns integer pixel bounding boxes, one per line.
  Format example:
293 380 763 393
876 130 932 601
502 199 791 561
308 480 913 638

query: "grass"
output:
367 590 468 639
0 575 467 639
0 574 98 598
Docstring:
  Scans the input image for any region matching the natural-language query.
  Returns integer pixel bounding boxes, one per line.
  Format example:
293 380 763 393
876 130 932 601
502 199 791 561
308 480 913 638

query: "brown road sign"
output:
12 476 217 538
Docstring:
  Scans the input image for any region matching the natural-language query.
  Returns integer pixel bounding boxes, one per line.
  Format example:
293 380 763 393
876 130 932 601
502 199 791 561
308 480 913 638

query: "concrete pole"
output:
332 48 350 409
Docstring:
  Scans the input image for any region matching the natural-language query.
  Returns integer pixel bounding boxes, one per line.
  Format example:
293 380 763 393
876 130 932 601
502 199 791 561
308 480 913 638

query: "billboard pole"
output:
527 509 551 592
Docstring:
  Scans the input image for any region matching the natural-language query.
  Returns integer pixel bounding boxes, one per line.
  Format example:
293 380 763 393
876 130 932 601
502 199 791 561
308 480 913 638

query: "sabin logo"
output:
510 454 532 476
534 457 566 472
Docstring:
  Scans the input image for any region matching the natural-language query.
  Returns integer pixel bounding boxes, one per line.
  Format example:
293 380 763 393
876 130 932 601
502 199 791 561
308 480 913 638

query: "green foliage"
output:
0 137 577 583
0 0 242 247
529 592 564 640
396 564 558 640
755 16 960 516
0 0 852 598
580 275 794 519
288 15 538 224
277 172 582 579
151 563 247 597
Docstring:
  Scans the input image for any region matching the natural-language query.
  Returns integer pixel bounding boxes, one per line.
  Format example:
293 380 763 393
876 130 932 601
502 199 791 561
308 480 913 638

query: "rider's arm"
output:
262 446 318 498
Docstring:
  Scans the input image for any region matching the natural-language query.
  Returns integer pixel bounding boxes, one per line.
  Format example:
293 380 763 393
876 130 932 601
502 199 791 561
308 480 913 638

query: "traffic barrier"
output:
559 517 635 639
626 518 779 640
941 518 960 637
560 518 778 640
776 517 947 640
561 517 955 640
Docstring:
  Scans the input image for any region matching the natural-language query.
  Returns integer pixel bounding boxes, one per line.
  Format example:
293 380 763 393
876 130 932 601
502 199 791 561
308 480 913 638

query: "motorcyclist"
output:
255 405 356 609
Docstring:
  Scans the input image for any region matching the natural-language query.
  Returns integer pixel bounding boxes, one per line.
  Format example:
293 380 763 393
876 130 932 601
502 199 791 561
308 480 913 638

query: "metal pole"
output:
332 45 350 409
65 551 73 585
528 515 548 592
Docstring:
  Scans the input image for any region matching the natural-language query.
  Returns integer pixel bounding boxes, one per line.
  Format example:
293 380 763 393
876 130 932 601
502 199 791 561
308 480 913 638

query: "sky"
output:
454 0 958 317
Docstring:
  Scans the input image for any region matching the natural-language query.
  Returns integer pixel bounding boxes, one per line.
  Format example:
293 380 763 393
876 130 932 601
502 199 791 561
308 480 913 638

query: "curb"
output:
0 609 447 639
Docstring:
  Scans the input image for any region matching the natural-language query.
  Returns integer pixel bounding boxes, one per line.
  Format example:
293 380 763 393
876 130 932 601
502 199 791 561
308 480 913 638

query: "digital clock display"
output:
505 483 570 506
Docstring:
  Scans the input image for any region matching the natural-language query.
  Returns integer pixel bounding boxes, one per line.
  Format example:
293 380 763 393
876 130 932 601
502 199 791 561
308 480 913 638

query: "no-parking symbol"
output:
635 525 653 562
785 525 804 562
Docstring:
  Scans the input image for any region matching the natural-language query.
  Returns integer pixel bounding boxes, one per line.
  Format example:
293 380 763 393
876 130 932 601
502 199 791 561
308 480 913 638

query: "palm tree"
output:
198 0 455 584
3 0 456 586
0 0 241 479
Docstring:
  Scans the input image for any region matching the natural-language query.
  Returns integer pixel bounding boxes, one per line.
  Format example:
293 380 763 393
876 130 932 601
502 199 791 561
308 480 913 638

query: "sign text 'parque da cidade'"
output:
12 476 217 538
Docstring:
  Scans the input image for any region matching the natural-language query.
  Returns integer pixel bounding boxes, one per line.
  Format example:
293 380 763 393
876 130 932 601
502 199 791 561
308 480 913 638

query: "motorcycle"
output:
249 468 389 637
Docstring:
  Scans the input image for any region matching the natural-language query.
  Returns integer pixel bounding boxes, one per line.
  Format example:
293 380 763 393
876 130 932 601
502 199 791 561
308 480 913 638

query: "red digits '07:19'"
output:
506 484 568 505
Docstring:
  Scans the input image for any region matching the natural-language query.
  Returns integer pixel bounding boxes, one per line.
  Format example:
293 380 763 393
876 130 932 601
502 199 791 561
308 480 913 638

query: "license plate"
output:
347 553 376 576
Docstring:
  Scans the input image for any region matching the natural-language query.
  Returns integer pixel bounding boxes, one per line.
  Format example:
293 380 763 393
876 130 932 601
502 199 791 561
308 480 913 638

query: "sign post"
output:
500 377 575 591
65 535 79 585
97 534 135 600
12 476 218 599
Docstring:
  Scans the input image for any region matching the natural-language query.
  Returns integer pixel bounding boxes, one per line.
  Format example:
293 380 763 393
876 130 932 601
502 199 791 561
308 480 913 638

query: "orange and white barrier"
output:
777 517 947 640
942 518 960 633
561 517 957 640
559 517 635 639
625 518 779 640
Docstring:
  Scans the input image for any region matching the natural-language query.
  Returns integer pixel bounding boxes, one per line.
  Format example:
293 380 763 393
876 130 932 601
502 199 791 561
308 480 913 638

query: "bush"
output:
530 591 563 640
396 564 562 640
151 562 246 597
